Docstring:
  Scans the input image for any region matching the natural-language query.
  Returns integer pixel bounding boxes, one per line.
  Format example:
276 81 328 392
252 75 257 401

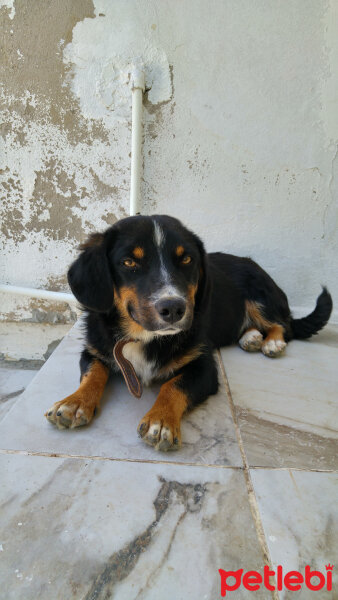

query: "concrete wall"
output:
1 0 337 324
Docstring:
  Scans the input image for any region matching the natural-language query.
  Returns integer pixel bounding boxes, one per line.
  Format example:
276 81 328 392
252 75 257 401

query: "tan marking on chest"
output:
157 345 203 378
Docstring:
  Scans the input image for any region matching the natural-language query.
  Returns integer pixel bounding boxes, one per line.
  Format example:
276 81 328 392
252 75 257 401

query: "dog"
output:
45 215 333 451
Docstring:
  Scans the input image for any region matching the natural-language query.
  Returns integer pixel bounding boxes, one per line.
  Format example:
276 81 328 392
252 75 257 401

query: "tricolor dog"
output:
45 215 333 451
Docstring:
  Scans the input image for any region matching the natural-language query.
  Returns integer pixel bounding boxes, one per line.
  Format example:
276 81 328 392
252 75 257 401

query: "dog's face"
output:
68 215 208 339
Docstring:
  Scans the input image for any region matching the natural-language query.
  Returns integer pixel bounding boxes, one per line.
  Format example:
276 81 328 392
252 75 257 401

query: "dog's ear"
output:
193 234 211 310
68 232 115 312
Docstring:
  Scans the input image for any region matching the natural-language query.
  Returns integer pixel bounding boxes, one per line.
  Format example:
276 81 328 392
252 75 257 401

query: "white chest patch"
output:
122 341 156 386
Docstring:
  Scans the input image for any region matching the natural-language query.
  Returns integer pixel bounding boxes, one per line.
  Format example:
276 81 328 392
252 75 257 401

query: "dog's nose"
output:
155 297 186 324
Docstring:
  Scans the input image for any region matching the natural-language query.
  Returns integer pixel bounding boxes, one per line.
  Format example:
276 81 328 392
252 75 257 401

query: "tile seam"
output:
217 350 280 600
1 448 334 473
250 465 337 473
0 447 243 469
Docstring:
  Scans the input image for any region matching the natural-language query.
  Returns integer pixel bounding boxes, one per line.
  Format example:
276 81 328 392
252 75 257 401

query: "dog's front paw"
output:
137 411 182 452
45 393 97 429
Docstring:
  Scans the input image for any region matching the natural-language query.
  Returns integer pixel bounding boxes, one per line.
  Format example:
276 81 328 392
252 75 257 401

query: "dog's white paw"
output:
261 338 286 357
137 413 181 452
239 329 263 352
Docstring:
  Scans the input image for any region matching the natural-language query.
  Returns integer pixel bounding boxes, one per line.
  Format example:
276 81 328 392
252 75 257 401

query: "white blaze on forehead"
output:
153 220 165 247
151 219 184 300
153 218 170 285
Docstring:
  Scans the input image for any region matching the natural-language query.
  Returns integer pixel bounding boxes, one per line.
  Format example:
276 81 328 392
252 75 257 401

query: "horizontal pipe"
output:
0 284 77 305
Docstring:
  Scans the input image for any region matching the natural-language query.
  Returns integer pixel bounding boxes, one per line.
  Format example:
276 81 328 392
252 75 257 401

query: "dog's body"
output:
45 215 332 451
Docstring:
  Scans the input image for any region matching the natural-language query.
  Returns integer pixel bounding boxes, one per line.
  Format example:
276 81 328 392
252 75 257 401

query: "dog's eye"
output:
123 258 137 268
181 255 192 265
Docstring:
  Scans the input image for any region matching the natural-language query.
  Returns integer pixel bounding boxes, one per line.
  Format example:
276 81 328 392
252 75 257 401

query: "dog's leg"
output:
138 375 187 451
244 301 287 358
45 352 109 429
138 352 218 451
239 327 263 352
261 324 287 357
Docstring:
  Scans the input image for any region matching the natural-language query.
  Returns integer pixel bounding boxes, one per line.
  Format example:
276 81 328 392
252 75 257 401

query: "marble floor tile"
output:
0 323 242 466
220 326 338 469
0 366 38 422
0 454 268 600
251 469 338 599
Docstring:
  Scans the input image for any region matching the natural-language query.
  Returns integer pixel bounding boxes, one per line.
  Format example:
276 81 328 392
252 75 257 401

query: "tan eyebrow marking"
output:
132 247 144 259
175 245 185 257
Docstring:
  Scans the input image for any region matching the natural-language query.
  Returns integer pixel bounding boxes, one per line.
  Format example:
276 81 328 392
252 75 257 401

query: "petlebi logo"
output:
218 564 334 596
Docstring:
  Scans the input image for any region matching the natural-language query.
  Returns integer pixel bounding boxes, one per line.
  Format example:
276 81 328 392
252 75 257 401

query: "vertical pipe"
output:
130 69 145 216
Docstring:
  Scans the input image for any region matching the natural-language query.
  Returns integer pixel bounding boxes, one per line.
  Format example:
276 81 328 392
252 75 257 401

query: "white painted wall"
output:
1 0 337 321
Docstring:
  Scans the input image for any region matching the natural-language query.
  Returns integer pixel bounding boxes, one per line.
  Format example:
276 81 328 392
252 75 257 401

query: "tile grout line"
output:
0 447 334 473
250 465 337 473
0 448 243 470
217 350 280 600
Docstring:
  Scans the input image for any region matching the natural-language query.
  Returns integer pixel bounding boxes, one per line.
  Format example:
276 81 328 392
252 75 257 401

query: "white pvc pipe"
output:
130 68 145 216
0 284 77 305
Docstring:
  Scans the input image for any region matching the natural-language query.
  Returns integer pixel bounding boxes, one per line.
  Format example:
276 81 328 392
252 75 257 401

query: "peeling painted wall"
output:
1 0 337 323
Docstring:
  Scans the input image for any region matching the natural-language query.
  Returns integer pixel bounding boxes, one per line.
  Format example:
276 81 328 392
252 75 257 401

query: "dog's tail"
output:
291 287 333 340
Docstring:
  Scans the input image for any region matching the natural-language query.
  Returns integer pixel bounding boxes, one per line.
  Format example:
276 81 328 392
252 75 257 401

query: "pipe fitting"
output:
131 68 145 92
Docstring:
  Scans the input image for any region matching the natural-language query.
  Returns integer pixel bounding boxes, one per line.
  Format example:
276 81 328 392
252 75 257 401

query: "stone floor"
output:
0 363 38 423
0 322 337 599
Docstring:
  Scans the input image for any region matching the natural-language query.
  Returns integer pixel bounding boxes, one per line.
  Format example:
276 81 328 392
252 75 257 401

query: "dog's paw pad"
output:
262 339 286 357
239 329 263 352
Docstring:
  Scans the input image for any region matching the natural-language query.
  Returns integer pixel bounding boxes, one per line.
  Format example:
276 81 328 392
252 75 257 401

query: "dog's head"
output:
68 215 209 339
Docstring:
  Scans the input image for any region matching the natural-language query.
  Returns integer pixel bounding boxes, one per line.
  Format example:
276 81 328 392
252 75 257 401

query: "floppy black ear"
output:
193 234 211 310
68 232 115 312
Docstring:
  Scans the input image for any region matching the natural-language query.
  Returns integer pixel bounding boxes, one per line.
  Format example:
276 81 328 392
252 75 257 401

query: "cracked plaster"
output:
1 0 337 325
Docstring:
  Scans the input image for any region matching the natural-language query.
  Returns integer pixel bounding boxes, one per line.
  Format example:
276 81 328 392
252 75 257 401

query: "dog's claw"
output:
137 422 149 437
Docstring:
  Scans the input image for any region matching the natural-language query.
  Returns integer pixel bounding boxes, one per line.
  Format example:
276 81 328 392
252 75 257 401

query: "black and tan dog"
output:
45 215 332 451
